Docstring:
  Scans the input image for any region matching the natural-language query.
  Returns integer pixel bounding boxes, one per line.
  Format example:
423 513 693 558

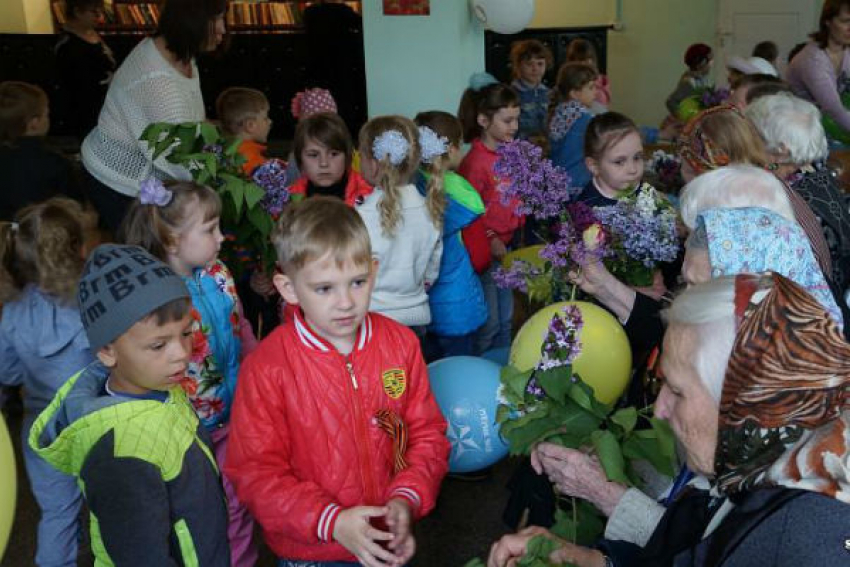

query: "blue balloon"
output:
427 356 510 473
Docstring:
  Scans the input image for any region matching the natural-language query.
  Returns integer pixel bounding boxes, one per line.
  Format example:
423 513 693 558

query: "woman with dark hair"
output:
786 0 850 132
54 0 116 138
80 0 227 231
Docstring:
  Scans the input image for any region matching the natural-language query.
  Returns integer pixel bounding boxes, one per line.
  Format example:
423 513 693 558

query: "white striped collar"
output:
293 309 373 353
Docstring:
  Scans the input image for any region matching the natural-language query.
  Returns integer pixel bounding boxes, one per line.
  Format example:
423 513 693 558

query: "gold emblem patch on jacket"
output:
381 368 406 399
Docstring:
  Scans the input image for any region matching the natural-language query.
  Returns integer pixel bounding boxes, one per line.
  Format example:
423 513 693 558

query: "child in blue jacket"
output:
415 111 488 358
549 62 599 188
0 197 96 567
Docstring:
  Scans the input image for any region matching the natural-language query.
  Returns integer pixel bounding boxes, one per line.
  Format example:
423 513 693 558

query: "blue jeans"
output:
23 412 83 567
474 267 514 355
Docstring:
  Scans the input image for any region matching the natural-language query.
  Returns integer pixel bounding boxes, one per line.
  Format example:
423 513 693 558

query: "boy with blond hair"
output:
216 86 273 174
226 196 449 567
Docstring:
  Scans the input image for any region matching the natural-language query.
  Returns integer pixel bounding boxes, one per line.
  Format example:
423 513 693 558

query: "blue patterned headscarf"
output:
695 206 843 327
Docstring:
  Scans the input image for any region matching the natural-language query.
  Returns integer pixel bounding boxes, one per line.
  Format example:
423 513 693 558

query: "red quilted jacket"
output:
225 310 449 561
288 170 373 206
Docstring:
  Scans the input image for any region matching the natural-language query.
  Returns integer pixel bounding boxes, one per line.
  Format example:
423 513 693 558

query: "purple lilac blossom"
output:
701 87 730 108
493 261 541 292
494 139 579 220
537 305 584 371
252 159 290 216
594 202 679 268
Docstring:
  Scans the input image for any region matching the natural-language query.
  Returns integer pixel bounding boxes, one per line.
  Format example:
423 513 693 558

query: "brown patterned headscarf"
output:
714 273 850 499
677 105 767 175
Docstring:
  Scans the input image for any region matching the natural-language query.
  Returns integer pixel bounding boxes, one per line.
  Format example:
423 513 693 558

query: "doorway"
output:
718 0 819 81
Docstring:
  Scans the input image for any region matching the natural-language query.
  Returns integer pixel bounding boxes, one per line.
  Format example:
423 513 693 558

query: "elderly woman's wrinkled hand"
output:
487 526 550 567
487 526 606 567
632 269 667 301
531 443 628 517
567 260 608 296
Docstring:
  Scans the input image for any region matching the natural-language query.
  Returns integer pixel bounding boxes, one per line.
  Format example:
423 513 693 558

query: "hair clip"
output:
139 178 174 207
469 72 499 91
418 126 449 164
372 130 410 166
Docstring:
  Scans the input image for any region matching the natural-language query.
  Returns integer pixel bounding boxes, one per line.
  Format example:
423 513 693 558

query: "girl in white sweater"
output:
81 0 227 231
356 116 443 332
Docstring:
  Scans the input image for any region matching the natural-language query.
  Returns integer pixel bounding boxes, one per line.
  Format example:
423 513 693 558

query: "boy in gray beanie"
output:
29 244 230 566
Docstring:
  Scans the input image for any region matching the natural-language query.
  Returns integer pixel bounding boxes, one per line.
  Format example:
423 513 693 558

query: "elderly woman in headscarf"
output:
746 92 850 299
529 165 841 547
489 272 850 567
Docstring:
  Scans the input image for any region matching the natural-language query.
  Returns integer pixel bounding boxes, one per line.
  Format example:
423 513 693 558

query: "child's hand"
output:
490 238 508 261
332 505 396 567
385 498 416 565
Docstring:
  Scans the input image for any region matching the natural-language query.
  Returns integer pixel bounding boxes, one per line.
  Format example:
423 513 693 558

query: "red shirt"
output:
238 139 268 176
458 139 524 245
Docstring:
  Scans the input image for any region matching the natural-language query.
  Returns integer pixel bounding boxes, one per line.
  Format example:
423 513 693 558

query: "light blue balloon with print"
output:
427 356 509 473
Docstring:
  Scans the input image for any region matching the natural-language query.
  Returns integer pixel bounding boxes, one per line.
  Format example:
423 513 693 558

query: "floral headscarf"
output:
694 206 842 327
677 105 741 174
715 273 850 500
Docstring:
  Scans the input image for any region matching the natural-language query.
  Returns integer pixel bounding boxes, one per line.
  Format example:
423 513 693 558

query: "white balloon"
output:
470 0 536 35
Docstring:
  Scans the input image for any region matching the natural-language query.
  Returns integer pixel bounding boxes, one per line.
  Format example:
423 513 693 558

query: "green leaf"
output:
567 377 611 419
621 433 676 478
140 122 172 146
495 404 511 425
244 181 266 209
227 179 246 217
175 123 199 152
550 501 605 546
461 559 486 567
649 417 677 462
500 365 533 402
536 366 572 405
517 534 561 567
246 204 274 236
199 122 220 145
610 407 638 435
591 430 629 485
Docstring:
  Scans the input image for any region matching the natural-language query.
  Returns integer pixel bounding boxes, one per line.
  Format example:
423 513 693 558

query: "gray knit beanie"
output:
79 244 190 352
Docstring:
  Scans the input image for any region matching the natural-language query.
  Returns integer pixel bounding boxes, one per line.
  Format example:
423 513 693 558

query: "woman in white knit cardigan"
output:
81 0 227 231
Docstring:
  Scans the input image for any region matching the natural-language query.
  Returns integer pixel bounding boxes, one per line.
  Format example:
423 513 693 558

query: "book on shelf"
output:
53 0 358 31
52 1 159 27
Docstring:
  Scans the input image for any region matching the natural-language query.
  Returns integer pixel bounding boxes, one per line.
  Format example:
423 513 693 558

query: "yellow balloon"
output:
502 245 546 270
0 415 15 559
510 301 632 404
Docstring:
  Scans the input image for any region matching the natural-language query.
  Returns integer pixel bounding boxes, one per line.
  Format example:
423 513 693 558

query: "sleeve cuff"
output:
317 503 342 542
389 487 422 514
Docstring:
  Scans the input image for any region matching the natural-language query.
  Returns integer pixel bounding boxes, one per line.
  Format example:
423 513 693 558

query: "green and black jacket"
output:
29 363 230 566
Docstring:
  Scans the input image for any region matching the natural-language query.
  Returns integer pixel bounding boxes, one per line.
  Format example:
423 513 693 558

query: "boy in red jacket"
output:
225 196 449 566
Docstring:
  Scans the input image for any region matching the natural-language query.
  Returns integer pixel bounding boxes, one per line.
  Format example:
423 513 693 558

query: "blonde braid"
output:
377 158 403 236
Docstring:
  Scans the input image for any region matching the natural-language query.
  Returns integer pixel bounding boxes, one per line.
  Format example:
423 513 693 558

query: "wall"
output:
530 0 717 127
361 0 485 118
0 0 53 33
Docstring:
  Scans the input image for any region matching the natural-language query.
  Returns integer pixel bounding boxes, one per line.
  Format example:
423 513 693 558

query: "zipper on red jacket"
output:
344 355 378 504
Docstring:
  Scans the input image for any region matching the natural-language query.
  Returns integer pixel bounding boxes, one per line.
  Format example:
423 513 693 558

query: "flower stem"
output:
572 496 578 544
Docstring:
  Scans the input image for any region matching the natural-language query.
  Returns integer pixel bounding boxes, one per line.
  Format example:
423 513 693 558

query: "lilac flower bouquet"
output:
141 122 281 275
594 183 679 287
252 158 291 217
493 140 607 302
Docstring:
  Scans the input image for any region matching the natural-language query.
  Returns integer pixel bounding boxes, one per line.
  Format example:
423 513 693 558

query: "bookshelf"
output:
51 0 362 35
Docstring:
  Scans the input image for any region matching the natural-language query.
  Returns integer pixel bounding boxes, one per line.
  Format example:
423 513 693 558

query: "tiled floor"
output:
2 408 518 567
